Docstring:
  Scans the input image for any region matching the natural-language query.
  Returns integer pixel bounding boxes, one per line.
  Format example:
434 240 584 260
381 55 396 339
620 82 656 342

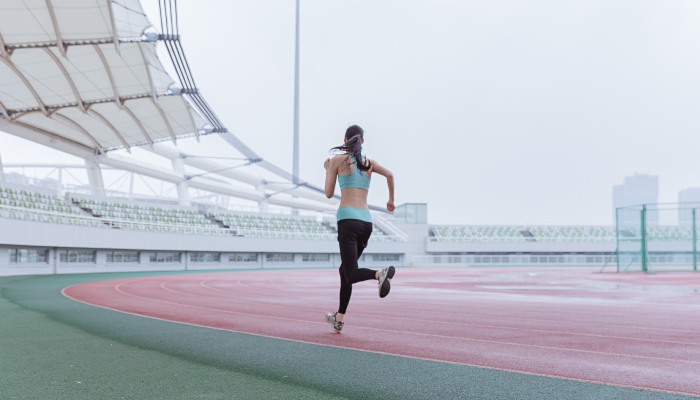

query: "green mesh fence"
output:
616 205 644 272
616 203 700 273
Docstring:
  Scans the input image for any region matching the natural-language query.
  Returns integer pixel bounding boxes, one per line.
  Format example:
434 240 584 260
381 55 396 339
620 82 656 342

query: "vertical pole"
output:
0 144 5 183
641 205 648 273
256 183 269 213
693 208 698 272
615 207 620 273
57 167 63 195
292 0 300 185
291 0 301 216
129 172 134 198
85 158 105 197
171 157 190 206
53 247 58 275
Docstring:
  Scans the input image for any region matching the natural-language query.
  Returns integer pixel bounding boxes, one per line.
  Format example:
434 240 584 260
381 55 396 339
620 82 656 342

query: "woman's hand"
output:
387 200 395 212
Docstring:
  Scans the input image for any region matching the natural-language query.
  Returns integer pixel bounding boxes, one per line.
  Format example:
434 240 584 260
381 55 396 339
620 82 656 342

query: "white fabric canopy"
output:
0 0 206 151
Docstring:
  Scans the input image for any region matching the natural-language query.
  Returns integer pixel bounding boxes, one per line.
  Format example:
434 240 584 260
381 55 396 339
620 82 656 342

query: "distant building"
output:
677 188 700 226
612 173 659 226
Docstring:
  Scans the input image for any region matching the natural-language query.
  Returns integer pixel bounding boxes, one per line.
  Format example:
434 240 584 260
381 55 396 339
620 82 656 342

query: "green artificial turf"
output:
1 272 696 400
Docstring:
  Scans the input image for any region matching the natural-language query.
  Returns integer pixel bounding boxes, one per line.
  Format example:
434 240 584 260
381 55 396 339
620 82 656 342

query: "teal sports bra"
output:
338 154 371 190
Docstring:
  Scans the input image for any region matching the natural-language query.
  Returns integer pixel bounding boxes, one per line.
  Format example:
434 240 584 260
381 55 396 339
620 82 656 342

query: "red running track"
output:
63 267 700 397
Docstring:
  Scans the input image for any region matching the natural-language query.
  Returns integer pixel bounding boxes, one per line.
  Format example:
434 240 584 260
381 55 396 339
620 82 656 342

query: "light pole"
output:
292 0 300 185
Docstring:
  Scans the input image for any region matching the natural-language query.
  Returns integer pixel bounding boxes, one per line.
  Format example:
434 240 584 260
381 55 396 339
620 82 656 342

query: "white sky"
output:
3 0 700 225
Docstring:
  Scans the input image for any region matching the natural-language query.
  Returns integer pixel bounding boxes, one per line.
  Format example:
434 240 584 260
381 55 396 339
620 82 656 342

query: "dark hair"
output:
330 125 371 172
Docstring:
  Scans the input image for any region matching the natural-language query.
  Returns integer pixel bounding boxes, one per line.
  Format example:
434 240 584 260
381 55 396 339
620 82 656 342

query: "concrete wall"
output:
426 240 616 253
0 217 406 254
0 217 406 276
395 222 429 267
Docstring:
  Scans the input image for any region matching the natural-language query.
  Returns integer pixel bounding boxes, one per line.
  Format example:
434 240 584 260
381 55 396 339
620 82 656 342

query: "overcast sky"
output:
3 0 700 225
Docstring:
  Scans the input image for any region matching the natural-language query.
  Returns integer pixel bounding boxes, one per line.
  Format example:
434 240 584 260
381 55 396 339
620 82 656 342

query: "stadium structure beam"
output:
4 40 116 50
50 112 104 150
45 0 67 57
97 153 264 203
93 44 155 146
0 32 6 57
105 153 335 212
42 48 86 112
85 157 105 196
105 0 121 54
256 183 269 213
185 105 200 141
148 143 262 185
0 118 337 212
149 144 336 206
2 163 89 169
7 93 157 119
0 144 4 183
0 118 96 158
94 44 122 105
137 42 177 145
86 108 131 151
138 42 157 98
105 155 335 212
121 102 155 145
0 100 8 118
171 157 191 206
151 97 177 144
0 57 48 115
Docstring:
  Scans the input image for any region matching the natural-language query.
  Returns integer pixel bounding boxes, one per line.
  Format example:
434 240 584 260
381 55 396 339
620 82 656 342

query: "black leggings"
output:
336 219 376 314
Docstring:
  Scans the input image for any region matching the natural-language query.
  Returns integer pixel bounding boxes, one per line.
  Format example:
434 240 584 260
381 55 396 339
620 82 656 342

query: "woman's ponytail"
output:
330 125 371 171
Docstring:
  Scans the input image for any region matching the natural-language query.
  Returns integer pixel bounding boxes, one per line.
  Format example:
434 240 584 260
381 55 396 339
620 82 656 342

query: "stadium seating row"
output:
0 187 104 227
210 211 394 242
71 196 224 235
431 225 700 242
0 186 397 241
431 225 617 242
4 186 695 243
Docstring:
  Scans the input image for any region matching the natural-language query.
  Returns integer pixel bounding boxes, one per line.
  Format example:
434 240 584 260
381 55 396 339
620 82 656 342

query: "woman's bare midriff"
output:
339 187 369 209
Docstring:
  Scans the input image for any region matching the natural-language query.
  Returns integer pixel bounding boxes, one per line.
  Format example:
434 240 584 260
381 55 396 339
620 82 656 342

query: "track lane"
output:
63 268 700 397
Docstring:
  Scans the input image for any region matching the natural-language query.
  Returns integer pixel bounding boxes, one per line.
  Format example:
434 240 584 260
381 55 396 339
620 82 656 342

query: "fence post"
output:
641 205 648 273
615 207 621 273
694 208 698 272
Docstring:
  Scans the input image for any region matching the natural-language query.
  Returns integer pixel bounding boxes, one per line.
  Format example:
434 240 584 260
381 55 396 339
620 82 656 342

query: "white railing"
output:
373 214 409 242
0 204 107 227
427 236 615 243
406 253 612 267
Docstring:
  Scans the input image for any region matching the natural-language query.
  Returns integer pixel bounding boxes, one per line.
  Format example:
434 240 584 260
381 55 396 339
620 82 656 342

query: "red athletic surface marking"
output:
64 267 700 396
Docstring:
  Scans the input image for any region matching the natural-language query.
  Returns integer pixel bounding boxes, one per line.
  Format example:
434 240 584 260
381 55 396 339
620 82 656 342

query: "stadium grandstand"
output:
0 0 691 276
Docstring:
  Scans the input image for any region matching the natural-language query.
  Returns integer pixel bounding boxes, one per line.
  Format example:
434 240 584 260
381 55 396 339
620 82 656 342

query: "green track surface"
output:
1 271 697 400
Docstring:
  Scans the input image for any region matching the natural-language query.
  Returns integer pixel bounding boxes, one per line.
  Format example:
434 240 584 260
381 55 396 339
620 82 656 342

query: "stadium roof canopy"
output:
0 0 207 153
0 0 388 214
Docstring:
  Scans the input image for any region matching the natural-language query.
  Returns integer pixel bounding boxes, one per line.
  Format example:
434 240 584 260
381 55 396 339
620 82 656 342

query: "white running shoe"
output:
325 312 344 333
378 266 395 298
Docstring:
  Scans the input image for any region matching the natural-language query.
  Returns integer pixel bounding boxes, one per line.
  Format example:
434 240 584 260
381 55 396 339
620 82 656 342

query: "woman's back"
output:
324 125 395 213
336 154 371 209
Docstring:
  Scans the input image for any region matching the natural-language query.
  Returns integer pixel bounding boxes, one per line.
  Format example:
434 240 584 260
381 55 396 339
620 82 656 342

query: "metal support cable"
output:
185 161 254 179
153 0 388 207
158 0 260 161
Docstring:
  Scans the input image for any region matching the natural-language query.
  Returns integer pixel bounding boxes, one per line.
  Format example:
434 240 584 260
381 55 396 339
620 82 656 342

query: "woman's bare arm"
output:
324 157 338 198
370 160 395 211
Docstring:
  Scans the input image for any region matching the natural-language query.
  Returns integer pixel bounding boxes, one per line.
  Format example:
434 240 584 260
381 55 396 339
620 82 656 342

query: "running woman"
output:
324 125 395 333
